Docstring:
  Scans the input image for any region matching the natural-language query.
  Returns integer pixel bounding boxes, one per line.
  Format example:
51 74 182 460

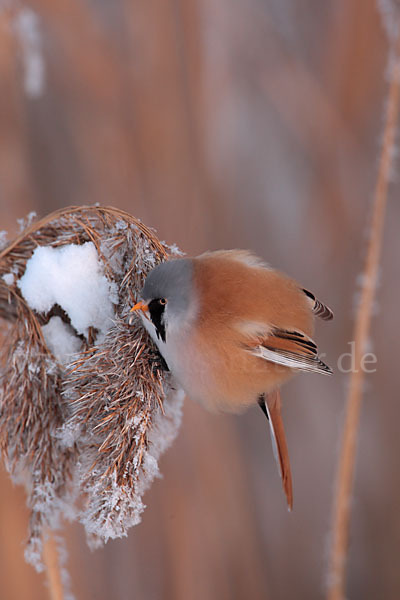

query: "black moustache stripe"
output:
148 299 166 342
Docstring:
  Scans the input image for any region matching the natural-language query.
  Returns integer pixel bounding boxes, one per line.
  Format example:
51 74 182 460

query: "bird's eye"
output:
159 298 167 306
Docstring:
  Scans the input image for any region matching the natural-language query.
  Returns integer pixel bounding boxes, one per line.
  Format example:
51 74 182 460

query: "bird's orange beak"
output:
130 301 149 314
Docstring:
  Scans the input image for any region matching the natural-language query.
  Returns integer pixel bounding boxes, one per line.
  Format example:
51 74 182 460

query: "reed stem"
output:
326 25 400 600
43 534 64 600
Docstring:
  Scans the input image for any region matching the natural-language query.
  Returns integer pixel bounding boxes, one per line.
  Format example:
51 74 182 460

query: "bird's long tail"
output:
259 389 293 510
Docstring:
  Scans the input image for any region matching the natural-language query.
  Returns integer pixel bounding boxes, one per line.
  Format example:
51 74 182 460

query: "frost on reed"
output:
0 206 183 569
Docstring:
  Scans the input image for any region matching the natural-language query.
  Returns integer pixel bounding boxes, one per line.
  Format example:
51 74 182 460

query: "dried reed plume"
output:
326 10 400 600
0 206 183 595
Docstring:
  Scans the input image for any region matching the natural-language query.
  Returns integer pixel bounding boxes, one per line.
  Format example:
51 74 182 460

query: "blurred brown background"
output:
1 0 399 599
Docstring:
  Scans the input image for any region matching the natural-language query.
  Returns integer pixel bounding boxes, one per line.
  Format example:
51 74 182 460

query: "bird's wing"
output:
259 390 293 510
248 327 333 375
302 288 333 321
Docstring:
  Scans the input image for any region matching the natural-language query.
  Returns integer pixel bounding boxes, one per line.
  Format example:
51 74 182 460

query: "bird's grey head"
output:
140 258 194 343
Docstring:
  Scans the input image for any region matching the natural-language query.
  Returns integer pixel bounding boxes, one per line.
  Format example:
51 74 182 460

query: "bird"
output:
130 250 333 509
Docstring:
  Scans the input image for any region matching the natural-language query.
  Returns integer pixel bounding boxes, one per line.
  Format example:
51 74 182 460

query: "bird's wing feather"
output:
248 327 332 375
303 288 333 320
260 390 293 510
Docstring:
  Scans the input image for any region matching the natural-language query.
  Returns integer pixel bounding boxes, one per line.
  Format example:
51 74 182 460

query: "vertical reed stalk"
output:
326 25 400 600
43 534 64 600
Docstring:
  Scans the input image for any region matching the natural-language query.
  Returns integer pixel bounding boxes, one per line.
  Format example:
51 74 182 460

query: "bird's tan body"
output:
135 248 332 509
165 251 314 413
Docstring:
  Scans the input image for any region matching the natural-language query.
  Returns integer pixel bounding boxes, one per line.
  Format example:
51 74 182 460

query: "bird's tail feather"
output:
263 389 293 510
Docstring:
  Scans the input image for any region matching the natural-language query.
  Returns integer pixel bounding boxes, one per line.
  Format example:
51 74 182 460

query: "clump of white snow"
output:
2 272 15 285
42 317 82 365
18 242 118 361
0 230 8 250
